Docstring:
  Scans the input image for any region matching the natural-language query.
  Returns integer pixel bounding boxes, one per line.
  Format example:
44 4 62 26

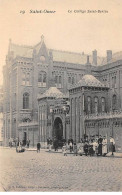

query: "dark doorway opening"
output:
23 132 27 146
53 117 63 142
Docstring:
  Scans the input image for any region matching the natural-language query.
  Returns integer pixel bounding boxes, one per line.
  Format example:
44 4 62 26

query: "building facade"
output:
3 36 122 149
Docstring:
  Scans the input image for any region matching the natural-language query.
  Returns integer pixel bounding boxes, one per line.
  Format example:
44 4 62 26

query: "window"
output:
87 96 91 113
40 55 45 62
22 73 26 85
55 75 62 88
72 77 74 84
26 73 30 85
43 73 46 87
112 94 117 110
94 97 98 113
59 76 62 88
38 71 47 87
22 72 31 86
112 76 116 88
23 93 29 109
101 97 105 112
68 77 71 84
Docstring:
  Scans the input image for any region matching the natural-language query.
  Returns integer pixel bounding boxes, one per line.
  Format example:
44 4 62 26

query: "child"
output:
62 144 67 156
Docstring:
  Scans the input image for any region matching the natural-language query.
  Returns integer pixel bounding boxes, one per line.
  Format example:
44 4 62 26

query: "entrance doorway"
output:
53 117 63 141
23 132 27 146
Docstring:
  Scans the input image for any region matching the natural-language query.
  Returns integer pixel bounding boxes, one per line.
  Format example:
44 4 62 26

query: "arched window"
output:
101 97 105 112
87 96 91 113
23 93 29 109
94 97 98 114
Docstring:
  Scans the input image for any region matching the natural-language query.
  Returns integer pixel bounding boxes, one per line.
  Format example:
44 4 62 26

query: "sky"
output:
0 0 122 85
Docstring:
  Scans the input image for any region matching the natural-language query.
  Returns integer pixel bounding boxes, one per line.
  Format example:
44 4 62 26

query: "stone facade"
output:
3 36 122 149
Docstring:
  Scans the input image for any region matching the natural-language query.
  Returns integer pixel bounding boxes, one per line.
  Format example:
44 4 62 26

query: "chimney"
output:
85 55 91 74
92 50 97 65
86 55 91 65
107 50 112 62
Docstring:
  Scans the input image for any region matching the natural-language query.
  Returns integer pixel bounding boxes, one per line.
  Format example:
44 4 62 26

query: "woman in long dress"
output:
102 136 107 156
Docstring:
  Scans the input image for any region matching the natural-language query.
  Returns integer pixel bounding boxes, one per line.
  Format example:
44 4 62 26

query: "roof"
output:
10 43 33 58
70 74 107 89
8 40 122 65
38 87 65 99
8 41 105 65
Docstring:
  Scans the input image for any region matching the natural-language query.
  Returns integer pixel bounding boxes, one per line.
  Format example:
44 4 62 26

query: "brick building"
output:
3 36 122 150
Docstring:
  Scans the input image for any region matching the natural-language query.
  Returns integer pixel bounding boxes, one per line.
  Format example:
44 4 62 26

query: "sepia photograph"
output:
0 0 122 192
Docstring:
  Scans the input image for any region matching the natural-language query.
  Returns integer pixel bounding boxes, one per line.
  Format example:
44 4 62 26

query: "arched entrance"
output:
53 117 63 141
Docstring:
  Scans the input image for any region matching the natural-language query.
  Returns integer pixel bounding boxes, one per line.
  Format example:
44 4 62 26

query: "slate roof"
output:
70 74 107 89
9 40 122 65
38 87 65 99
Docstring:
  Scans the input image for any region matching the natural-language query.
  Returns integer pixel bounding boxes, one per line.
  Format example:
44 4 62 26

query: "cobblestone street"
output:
0 148 122 192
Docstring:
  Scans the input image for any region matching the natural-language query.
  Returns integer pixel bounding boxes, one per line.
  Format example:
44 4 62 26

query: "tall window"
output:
112 94 117 110
87 96 91 113
101 97 105 112
22 73 26 85
59 76 62 88
22 72 31 86
23 93 29 109
43 73 46 87
68 77 71 84
26 73 30 85
112 76 116 88
38 71 47 87
94 97 98 114
55 75 62 88
72 77 74 84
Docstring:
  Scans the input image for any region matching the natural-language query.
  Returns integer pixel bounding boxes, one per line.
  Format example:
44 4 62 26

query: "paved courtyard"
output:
0 148 122 192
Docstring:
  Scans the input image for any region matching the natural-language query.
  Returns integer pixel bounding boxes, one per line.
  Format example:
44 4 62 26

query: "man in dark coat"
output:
98 135 103 156
84 142 89 156
37 142 41 153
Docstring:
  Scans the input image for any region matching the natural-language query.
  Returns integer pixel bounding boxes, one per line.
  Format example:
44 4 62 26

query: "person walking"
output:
37 142 41 153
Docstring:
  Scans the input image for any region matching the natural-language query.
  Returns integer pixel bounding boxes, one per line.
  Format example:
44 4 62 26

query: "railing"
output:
18 120 38 127
85 110 122 120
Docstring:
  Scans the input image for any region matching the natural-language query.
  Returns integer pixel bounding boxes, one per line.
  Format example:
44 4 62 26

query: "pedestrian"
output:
89 140 94 156
93 139 98 156
73 143 77 156
69 141 73 153
48 137 52 152
62 143 67 156
109 136 115 155
78 139 84 156
84 142 88 156
102 136 107 156
53 138 58 151
98 135 103 156
37 142 41 153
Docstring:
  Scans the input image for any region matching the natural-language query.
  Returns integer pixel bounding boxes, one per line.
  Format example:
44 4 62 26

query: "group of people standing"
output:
62 135 115 157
